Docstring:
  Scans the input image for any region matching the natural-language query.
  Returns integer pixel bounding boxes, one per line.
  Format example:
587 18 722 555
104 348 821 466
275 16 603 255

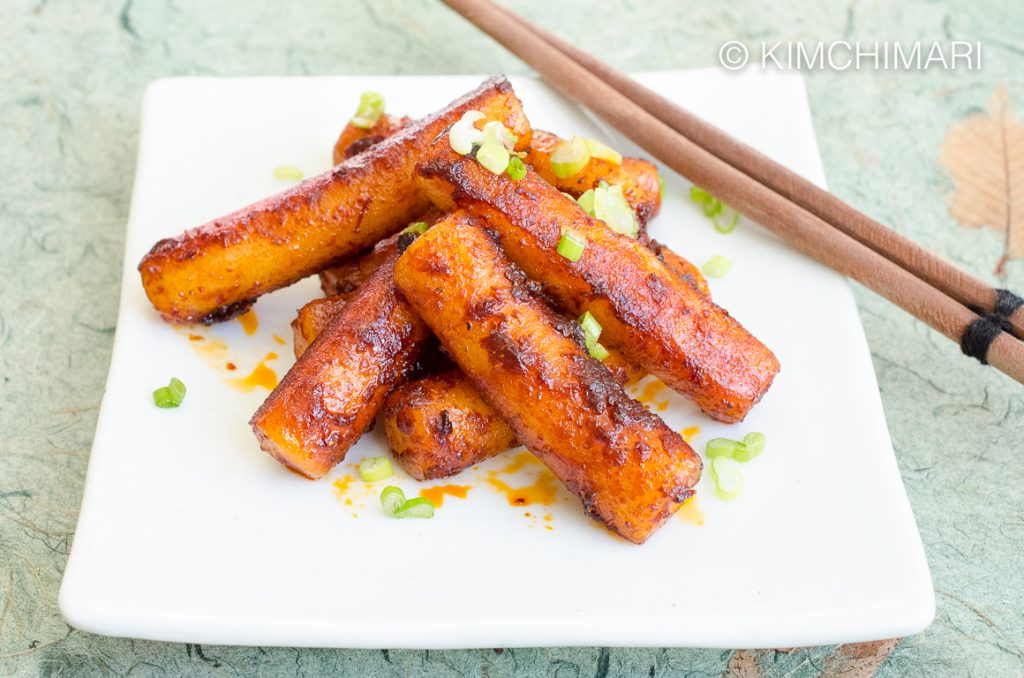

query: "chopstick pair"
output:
441 0 1024 385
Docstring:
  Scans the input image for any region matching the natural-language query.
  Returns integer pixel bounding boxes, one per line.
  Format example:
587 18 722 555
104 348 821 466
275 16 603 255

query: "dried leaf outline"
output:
939 83 1024 274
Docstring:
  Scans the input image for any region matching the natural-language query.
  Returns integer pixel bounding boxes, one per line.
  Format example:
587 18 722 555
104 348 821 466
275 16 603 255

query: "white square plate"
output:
59 71 934 648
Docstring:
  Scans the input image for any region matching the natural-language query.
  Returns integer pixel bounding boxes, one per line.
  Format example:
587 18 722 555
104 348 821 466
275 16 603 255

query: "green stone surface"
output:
1 1 1022 675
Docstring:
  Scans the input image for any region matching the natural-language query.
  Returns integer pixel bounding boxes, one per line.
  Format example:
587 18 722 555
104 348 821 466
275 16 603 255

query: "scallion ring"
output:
733 432 766 462
153 377 186 408
705 438 740 460
394 497 436 519
380 486 406 516
702 255 732 278
358 457 394 482
551 135 591 179
557 232 586 262
350 91 385 129
448 110 486 155
506 156 527 180
475 138 511 175
710 456 744 501
584 137 622 165
273 166 303 182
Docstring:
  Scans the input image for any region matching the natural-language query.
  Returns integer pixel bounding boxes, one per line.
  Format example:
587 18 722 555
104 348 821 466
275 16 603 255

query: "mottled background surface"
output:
1 1 1022 676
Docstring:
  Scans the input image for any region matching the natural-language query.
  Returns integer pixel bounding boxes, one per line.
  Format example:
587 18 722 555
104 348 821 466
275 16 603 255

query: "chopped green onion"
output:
588 342 610 361
578 310 602 349
705 432 766 462
593 184 639 238
506 156 527 180
584 137 622 164
713 209 740 234
380 486 435 519
153 377 186 408
576 189 595 214
273 166 303 182
690 186 740 233
476 138 511 175
394 497 436 519
733 432 766 462
401 221 428 236
710 457 744 501
702 255 732 278
482 120 517 150
358 457 394 482
449 110 485 155
705 437 740 460
577 184 638 238
152 387 174 408
551 135 591 178
380 486 406 516
350 91 385 129
557 232 586 262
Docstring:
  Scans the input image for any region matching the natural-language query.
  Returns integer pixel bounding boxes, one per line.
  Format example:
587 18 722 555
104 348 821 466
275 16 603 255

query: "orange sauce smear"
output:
227 353 278 392
637 379 669 411
485 452 559 507
187 334 205 342
272 334 286 345
237 309 259 335
681 426 700 444
419 485 471 508
332 475 353 496
676 497 705 526
191 337 229 361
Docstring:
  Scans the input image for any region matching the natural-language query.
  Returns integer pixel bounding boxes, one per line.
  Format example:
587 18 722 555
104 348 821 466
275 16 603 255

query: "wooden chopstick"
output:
487 3 1024 342
441 0 1024 384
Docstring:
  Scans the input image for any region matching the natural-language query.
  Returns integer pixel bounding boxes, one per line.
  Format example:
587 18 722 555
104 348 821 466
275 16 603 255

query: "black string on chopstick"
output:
961 289 1024 364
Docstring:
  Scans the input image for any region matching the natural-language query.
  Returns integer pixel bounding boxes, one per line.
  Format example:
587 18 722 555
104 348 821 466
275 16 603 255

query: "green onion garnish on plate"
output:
273 166 303 182
358 457 394 482
690 186 740 233
702 255 732 278
710 456 744 501
380 486 406 516
704 432 766 462
705 437 740 459
379 486 436 519
153 377 186 408
394 497 435 519
734 432 766 462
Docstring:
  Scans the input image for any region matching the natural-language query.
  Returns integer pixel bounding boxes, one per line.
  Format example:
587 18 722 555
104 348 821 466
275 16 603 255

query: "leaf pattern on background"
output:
940 83 1024 274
